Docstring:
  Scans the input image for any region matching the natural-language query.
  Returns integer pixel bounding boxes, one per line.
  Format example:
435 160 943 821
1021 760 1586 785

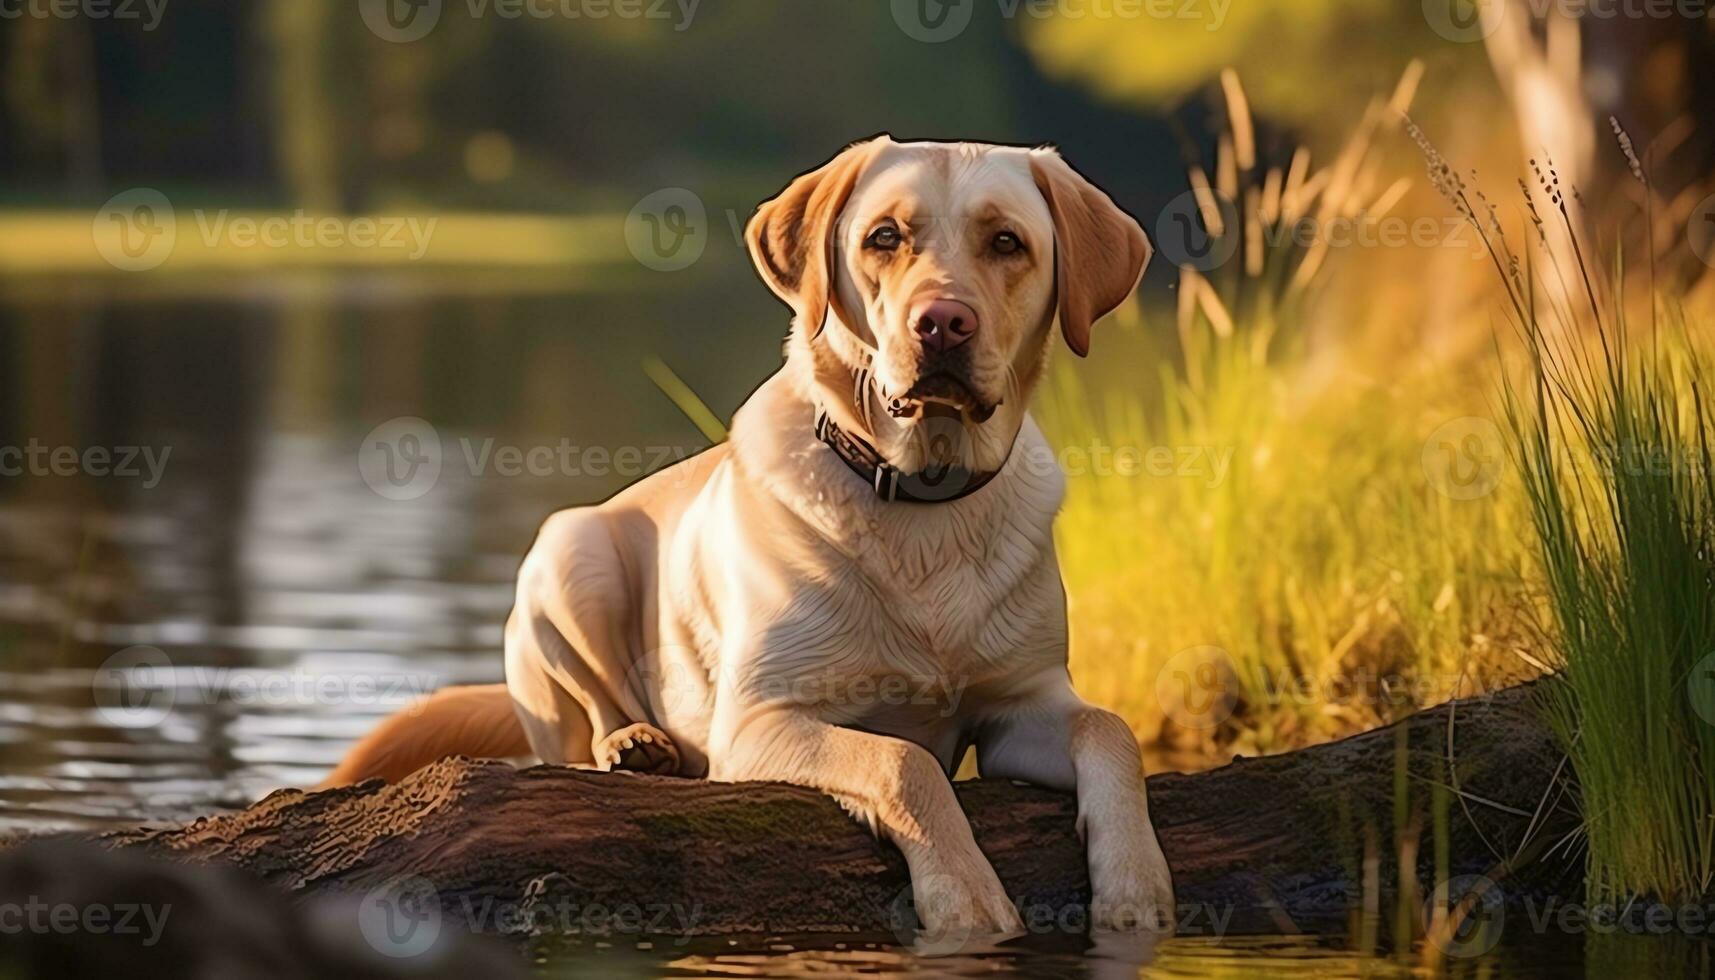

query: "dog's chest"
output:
825 509 1065 675
681 424 1069 735
787 542 1062 767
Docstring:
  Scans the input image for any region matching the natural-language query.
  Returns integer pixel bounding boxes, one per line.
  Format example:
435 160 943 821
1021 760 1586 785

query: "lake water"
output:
0 263 768 832
0 269 1703 977
526 929 1677 978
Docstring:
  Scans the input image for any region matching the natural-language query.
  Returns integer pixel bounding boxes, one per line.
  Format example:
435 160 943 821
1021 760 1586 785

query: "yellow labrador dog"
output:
325 135 1174 938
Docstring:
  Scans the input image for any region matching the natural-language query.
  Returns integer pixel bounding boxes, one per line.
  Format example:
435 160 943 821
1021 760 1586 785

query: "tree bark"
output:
92 681 1577 940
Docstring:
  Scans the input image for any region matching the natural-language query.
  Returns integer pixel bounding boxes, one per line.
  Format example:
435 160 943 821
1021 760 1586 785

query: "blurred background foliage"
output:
1028 0 1432 115
6 1 1712 208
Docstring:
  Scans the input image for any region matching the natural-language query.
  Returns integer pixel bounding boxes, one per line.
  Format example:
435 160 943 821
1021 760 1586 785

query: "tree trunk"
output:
91 681 1576 940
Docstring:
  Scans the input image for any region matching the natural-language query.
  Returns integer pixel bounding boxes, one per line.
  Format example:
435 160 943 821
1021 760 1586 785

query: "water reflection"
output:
0 270 757 832
531 932 1592 978
0 425 537 830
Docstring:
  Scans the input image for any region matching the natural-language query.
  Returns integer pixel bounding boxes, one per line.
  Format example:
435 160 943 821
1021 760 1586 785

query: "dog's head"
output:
747 136 1149 475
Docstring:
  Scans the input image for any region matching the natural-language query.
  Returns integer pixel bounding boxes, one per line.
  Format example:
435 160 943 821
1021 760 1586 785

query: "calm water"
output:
0 270 1700 977
0 264 765 832
525 930 1689 978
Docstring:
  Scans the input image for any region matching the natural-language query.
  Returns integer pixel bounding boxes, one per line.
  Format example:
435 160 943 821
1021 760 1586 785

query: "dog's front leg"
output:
978 690 1175 932
710 708 1023 942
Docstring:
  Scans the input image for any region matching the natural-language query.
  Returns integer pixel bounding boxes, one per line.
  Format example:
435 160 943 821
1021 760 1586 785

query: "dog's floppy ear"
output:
746 136 886 335
1028 149 1151 357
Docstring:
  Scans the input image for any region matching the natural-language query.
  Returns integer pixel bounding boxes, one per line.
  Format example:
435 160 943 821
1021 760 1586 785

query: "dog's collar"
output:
813 409 1002 504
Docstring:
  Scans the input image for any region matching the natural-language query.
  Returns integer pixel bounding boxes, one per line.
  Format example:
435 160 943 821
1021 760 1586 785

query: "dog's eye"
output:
992 231 1024 255
864 224 902 251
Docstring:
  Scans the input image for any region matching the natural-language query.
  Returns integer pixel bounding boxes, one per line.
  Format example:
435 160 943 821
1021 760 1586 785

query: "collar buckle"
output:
814 409 996 505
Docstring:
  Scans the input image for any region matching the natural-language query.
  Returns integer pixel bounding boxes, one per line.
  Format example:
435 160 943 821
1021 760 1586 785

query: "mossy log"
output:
92 682 1576 940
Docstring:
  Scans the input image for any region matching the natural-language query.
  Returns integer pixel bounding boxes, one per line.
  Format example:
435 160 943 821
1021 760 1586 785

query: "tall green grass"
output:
1042 299 1537 761
1041 69 1541 762
1437 122 1715 901
1502 288 1715 902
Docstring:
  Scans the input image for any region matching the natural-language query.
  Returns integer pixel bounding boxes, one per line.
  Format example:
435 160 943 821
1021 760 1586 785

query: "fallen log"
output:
82 680 1578 943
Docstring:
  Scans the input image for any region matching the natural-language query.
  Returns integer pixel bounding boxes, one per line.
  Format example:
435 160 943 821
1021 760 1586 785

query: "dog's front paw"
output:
908 872 1023 953
1091 893 1171 932
1089 852 1176 933
595 722 680 774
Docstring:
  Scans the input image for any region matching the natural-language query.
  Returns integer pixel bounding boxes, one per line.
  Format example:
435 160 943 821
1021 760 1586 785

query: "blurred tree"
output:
1019 1 1715 293
3 19 104 195
1017 0 1452 128
4 3 1024 208
264 0 341 211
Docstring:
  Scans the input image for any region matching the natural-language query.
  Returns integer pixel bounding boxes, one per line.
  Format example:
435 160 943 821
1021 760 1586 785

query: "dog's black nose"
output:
911 298 978 353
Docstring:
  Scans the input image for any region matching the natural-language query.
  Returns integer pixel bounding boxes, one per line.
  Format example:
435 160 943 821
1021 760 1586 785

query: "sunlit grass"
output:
1061 87 1715 908
1040 67 1540 764
1506 300 1715 903
1473 155 1715 901
642 355 729 443
1040 302 1539 764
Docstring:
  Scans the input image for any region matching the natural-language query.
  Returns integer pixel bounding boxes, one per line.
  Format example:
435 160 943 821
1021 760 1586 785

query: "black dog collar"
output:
813 410 1001 504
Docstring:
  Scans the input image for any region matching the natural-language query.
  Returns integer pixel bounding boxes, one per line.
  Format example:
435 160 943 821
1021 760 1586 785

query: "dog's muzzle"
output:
886 371 998 424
